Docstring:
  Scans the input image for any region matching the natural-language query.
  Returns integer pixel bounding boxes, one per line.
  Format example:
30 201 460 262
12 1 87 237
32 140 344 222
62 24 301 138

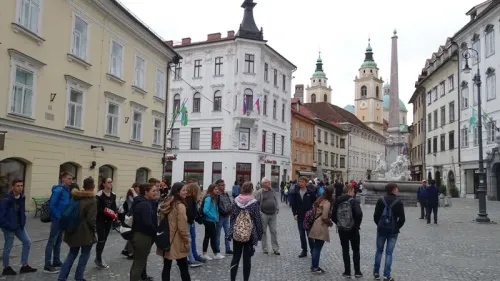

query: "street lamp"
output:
462 48 491 223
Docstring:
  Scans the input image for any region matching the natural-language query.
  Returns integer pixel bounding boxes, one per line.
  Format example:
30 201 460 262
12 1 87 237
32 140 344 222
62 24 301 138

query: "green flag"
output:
469 107 477 133
180 105 188 126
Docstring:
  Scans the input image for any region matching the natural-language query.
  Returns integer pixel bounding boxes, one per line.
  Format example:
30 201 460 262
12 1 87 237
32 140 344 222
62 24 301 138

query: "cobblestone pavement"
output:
1 198 500 281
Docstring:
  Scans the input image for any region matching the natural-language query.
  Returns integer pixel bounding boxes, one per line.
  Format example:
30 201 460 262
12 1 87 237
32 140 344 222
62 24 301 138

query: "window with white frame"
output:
486 69 496 101
67 88 84 128
439 81 445 96
106 102 119 136
426 91 431 105
487 121 496 143
10 67 34 117
472 35 481 64
244 54 255 73
213 90 222 111
485 25 495 58
433 87 438 101
110 41 124 78
155 69 165 99
17 0 41 34
448 75 454 91
153 117 162 145
171 128 180 149
461 87 469 109
131 110 143 141
173 94 180 112
71 15 89 61
134 55 145 89
449 101 455 123
193 92 201 112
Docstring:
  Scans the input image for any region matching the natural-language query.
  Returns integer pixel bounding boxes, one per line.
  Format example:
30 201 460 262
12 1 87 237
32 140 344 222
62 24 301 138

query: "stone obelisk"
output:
385 30 402 166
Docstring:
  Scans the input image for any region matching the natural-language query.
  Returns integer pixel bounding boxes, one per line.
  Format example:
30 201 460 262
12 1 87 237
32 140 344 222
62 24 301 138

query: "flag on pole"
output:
469 107 477 133
482 109 491 123
243 97 247 115
180 105 188 126
254 98 260 114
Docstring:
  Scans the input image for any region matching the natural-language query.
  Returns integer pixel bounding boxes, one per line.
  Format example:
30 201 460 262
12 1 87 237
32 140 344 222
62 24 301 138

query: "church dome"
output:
344 104 355 114
360 40 378 69
383 82 390 89
313 55 326 78
383 94 407 112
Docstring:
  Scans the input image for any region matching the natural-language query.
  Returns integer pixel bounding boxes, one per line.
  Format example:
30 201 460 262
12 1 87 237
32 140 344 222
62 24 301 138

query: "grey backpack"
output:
336 198 355 231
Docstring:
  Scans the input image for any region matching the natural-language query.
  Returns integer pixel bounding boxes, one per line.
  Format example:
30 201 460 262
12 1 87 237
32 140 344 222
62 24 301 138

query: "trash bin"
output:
444 195 452 207
439 194 445 207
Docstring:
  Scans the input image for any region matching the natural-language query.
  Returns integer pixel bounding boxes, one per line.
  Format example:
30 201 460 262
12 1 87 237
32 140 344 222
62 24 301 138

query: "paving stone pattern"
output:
1 199 500 281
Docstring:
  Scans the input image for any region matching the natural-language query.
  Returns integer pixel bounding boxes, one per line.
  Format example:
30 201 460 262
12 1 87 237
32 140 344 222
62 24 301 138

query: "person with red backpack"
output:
372 182 406 281
227 182 262 281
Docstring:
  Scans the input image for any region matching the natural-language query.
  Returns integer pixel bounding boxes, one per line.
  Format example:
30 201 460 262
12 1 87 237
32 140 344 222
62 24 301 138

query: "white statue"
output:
374 154 412 181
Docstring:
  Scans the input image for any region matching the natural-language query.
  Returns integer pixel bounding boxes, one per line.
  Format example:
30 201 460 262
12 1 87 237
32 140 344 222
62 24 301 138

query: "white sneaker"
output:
201 254 213 261
213 253 225 260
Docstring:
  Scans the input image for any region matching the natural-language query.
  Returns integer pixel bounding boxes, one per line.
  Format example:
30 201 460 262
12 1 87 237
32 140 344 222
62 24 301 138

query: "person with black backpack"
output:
215 179 233 256
372 182 406 281
332 184 363 278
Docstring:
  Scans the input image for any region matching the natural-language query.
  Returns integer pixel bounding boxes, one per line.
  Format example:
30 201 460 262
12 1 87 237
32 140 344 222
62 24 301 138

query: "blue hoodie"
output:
0 192 26 231
203 196 219 223
49 184 71 221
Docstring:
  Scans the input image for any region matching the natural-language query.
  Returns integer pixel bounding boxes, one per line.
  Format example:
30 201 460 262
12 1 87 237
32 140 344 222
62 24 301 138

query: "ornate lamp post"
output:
462 48 491 223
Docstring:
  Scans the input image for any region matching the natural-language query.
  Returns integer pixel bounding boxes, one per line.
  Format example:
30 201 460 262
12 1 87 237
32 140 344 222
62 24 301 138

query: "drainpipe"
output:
451 42 461 191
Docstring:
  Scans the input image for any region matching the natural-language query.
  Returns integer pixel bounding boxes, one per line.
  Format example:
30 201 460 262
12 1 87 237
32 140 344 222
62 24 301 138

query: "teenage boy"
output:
291 176 316 258
0 179 37 275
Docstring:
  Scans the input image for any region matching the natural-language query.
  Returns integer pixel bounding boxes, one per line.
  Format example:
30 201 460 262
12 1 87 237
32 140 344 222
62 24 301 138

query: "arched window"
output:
244 88 253 111
135 168 149 184
173 94 180 112
376 86 380 98
323 94 328 102
99 165 114 184
193 92 201 112
263 95 268 115
361 86 367 98
59 162 78 183
311 94 316 103
0 158 26 198
213 91 222 111
273 99 277 119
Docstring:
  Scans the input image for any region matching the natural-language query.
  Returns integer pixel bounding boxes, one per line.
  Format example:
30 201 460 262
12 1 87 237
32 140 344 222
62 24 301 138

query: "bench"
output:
32 197 49 218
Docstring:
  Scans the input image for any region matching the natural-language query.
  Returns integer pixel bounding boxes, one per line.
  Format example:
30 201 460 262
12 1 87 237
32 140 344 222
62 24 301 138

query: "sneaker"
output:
384 277 395 281
274 250 281 255
213 253 225 260
2 266 17 275
43 265 59 274
373 273 381 279
195 256 207 263
121 250 130 257
20 265 37 274
298 251 307 258
201 254 213 261
225 250 233 255
313 267 326 274
52 262 63 268
188 261 202 268
342 272 351 278
140 275 153 281
95 260 109 269
354 272 363 278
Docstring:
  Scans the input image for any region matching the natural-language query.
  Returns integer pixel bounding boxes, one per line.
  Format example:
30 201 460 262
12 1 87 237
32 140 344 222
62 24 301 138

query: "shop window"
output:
0 158 27 198
59 162 78 183
135 168 149 184
184 162 204 188
271 165 280 190
212 162 222 183
236 163 252 185
260 164 265 183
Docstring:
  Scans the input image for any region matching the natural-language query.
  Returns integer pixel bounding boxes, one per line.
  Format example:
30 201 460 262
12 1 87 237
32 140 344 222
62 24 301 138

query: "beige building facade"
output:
408 86 426 181
314 119 348 182
0 0 177 206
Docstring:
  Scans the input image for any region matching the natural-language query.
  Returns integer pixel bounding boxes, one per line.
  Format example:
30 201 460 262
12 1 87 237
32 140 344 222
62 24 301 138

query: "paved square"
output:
1 198 500 281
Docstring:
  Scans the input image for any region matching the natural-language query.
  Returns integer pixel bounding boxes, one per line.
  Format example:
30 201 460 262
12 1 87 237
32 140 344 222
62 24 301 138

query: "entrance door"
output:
236 163 252 185
435 170 442 188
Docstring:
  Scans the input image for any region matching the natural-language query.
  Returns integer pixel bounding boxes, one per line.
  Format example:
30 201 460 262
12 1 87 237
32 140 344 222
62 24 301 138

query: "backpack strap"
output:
381 197 388 207
389 198 400 208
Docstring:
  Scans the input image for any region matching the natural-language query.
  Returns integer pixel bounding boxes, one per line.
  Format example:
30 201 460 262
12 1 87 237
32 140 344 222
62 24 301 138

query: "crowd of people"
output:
0 172 407 281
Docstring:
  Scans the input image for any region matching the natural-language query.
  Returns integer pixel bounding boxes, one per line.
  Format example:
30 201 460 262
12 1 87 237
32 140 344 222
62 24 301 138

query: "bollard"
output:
360 194 366 205
445 195 452 207
439 194 445 207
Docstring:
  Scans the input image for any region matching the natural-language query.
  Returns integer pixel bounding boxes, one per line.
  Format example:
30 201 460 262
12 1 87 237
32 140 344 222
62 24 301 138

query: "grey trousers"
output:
261 212 279 252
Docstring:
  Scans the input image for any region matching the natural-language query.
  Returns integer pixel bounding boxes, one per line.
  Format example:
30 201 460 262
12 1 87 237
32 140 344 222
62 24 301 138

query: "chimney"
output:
207 33 222 41
227 30 235 38
166 40 173 46
181 37 191 45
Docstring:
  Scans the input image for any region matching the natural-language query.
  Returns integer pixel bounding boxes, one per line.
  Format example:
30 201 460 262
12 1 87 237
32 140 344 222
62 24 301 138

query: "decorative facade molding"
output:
241 82 257 86
8 49 46 68
130 101 148 111
104 91 126 103
64 75 92 89
211 84 225 89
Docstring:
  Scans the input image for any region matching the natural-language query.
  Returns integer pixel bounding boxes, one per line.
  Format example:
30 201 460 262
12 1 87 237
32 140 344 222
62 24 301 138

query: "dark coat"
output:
131 196 158 237
63 189 97 247
185 196 198 225
0 192 26 231
291 186 317 219
334 183 344 198
373 193 406 234
227 198 262 246
332 194 363 230
95 190 117 222
424 185 439 205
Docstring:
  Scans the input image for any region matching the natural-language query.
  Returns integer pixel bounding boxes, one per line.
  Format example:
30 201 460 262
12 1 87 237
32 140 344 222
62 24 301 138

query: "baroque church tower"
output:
306 53 332 103
354 39 384 134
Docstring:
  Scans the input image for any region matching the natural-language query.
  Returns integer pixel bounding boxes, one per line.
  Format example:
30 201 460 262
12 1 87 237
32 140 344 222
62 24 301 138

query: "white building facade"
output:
455 0 500 200
313 119 348 182
165 2 295 189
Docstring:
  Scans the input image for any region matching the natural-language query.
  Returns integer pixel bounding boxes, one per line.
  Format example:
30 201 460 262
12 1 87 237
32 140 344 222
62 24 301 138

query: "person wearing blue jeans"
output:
372 182 405 281
215 179 233 255
188 223 205 267
58 246 92 281
311 240 324 271
0 179 37 275
44 172 72 274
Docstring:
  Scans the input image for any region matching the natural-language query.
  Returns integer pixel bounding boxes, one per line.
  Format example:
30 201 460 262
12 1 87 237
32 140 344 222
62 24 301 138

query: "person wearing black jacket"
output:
185 183 206 267
332 184 363 278
291 176 317 258
372 182 405 281
334 180 344 199
130 184 157 281
424 180 439 224
94 178 117 269
416 180 427 219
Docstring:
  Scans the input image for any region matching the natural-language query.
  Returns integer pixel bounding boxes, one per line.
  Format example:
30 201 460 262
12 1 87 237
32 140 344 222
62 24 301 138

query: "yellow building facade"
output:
0 0 177 207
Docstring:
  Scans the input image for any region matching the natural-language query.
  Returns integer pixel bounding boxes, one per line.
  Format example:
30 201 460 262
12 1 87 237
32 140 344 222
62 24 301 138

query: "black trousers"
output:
162 257 191 281
230 241 253 281
130 232 152 281
427 203 438 223
338 229 361 275
203 221 218 254
96 219 112 262
419 200 427 218
297 216 314 254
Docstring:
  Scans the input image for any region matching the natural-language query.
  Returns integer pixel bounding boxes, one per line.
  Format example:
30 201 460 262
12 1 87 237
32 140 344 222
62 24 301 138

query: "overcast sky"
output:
121 0 477 123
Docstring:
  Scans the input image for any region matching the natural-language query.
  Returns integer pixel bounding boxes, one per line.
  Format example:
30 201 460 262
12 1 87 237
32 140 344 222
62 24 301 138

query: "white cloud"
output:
120 0 476 123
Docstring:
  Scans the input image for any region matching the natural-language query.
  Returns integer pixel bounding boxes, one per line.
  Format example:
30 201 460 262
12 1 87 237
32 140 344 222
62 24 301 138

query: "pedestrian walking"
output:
417 180 427 219
0 179 37 275
121 183 140 259
372 182 406 281
291 176 317 258
255 177 280 255
185 182 206 267
232 181 240 199
94 177 118 269
44 172 72 274
201 184 222 260
215 179 233 256
129 183 157 281
308 185 334 274
227 181 262 281
332 184 363 278
425 180 439 224
57 178 97 281
158 183 191 281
